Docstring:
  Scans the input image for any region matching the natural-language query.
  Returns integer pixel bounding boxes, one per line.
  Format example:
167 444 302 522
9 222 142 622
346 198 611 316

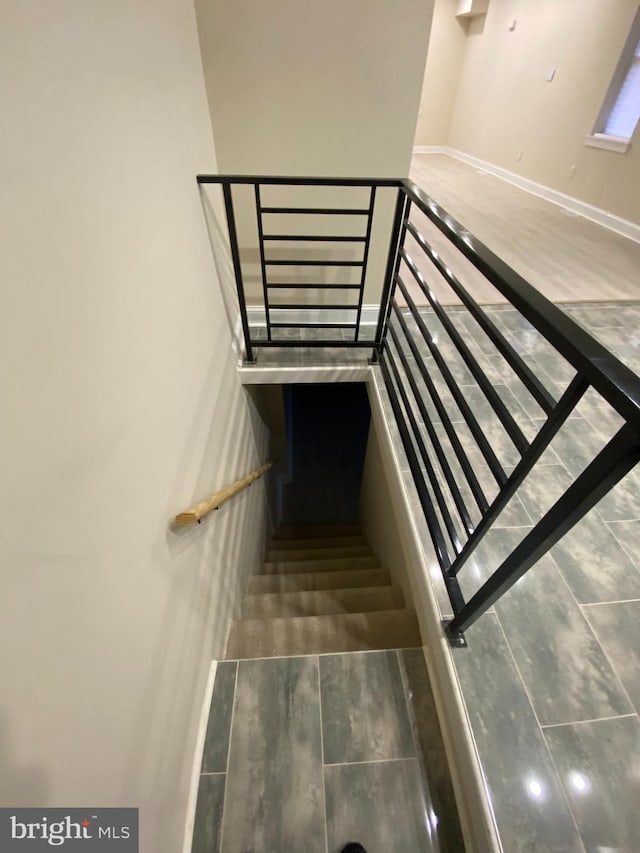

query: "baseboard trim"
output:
413 146 640 244
413 145 448 155
247 304 379 327
182 660 218 853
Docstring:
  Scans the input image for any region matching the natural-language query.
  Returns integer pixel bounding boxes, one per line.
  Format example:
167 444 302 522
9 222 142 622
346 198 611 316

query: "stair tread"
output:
248 567 391 594
266 545 372 562
261 555 379 575
271 523 361 540
225 609 421 659
241 585 405 618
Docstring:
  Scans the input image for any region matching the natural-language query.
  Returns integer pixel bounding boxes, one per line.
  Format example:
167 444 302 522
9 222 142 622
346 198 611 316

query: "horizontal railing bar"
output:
198 175 402 186
395 277 508 486
447 375 589 578
266 283 362 290
380 357 452 571
268 303 357 310
263 234 367 242
386 345 464 554
270 322 356 329
401 249 530 456
401 179 640 427
261 207 370 215
392 303 489 514
175 462 273 525
405 220 556 416
265 259 364 267
447 421 640 637
251 339 373 348
388 323 475 537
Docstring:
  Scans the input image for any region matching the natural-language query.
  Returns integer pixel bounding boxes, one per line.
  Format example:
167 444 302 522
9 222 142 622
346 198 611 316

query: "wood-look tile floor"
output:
192 650 464 853
406 154 640 306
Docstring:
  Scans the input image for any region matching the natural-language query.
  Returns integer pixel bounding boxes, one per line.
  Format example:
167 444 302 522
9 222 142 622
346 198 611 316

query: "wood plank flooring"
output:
406 154 640 306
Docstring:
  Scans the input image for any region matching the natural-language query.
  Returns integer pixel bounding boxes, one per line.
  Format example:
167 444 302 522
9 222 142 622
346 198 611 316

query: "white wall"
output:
415 0 468 146
359 419 414 608
194 0 435 306
418 0 640 223
0 2 268 851
195 0 433 177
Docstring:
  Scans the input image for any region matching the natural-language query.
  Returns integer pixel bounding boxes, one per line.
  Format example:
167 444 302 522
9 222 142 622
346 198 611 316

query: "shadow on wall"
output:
199 188 242 356
116 335 269 848
0 710 49 806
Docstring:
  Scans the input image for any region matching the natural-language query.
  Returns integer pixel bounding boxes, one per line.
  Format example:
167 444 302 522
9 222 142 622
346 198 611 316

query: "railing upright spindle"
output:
222 182 254 363
355 185 377 342
254 184 272 342
373 189 409 359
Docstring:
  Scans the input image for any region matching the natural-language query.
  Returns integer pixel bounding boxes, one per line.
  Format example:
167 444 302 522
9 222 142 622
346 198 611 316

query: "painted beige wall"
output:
195 0 434 305
446 0 640 223
359 418 414 607
0 2 269 851
195 0 433 176
415 0 468 146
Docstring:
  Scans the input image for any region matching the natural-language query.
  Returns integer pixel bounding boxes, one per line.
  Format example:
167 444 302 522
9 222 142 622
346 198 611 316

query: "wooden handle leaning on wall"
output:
174 461 273 525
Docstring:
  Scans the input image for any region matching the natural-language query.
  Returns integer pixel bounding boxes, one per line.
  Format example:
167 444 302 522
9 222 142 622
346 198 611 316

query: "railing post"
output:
445 422 640 642
222 182 254 364
372 188 409 362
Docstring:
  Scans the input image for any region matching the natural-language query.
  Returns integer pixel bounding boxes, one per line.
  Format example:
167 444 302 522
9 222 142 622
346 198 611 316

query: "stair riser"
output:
261 556 380 575
225 610 421 659
266 536 367 551
247 568 391 594
266 545 372 562
242 586 405 619
271 524 361 541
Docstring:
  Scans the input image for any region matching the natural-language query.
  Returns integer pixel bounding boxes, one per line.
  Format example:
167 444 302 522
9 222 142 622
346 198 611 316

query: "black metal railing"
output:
198 173 640 644
198 175 404 362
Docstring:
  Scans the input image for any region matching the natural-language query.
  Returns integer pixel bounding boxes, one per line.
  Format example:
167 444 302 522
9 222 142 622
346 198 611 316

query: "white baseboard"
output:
413 145 448 155
182 660 218 853
247 304 379 327
413 145 640 244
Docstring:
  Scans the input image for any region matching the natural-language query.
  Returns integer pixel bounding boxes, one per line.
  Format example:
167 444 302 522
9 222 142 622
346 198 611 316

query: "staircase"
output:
225 523 422 659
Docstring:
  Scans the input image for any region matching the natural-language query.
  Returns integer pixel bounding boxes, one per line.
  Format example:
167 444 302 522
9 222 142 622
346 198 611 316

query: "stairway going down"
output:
225 523 421 659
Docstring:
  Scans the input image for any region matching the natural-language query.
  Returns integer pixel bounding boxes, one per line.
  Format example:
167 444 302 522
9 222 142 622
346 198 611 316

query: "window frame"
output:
586 6 640 154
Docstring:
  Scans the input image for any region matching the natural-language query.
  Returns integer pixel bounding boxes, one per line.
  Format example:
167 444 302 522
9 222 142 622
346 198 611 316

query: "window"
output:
586 8 640 154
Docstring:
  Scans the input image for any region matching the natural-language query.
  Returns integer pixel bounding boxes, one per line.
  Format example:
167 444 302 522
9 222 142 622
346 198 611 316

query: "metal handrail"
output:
174 462 273 525
400 178 640 427
197 171 640 643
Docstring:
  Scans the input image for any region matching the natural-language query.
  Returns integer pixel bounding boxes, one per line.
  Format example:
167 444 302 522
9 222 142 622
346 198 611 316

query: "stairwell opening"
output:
192 382 468 853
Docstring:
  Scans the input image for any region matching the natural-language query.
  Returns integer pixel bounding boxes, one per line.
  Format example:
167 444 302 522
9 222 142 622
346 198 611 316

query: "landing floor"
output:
378 299 640 853
409 153 640 305
191 649 464 853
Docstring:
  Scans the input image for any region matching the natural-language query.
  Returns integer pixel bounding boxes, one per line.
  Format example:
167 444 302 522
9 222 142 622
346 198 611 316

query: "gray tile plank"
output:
493 553 633 724
201 662 237 773
455 614 585 853
398 649 466 853
549 516 640 604
324 760 434 853
543 716 640 853
464 528 633 725
319 650 415 764
220 656 325 853
584 601 640 713
192 774 225 853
